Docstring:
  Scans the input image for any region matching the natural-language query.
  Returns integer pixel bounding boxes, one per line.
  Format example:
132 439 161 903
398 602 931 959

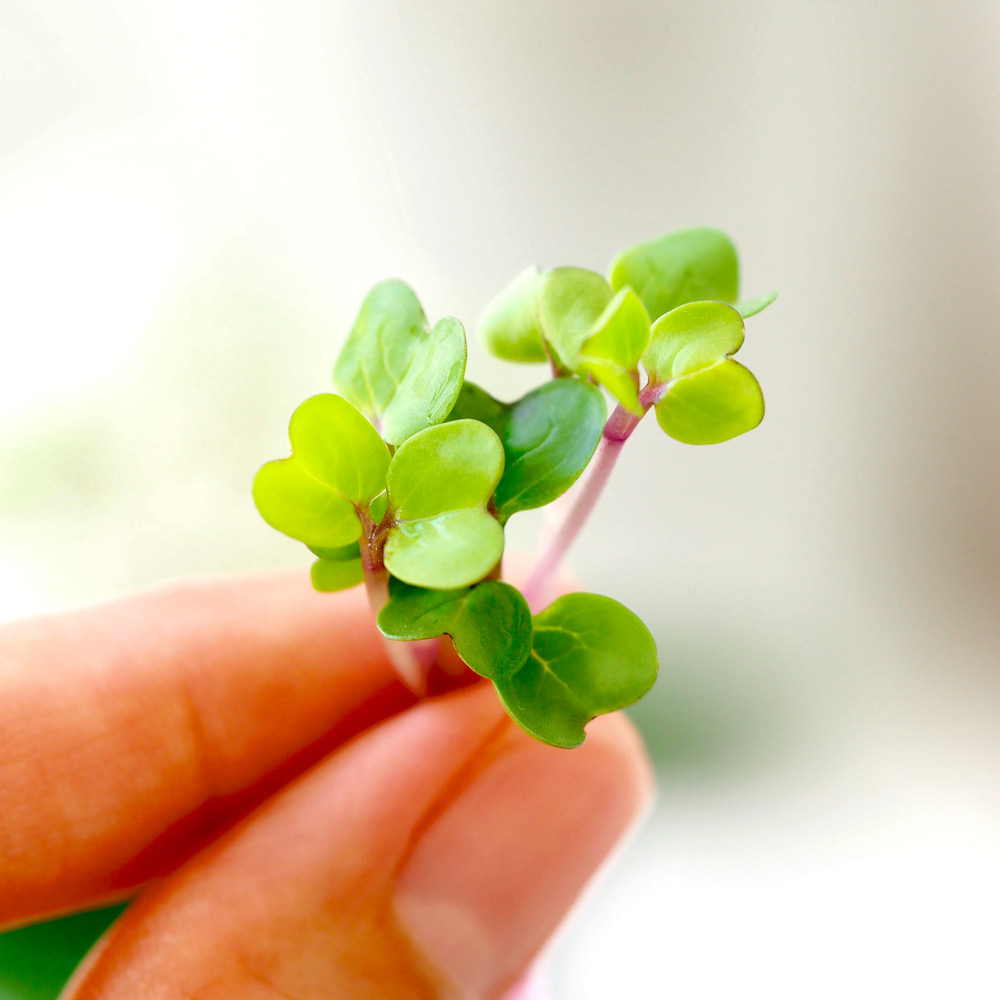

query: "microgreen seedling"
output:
254 227 775 748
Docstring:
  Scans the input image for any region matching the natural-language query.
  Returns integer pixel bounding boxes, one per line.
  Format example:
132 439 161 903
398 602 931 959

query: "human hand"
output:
0 572 651 999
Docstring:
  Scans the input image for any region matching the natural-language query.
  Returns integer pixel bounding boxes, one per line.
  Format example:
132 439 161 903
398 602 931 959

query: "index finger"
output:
0 571 414 928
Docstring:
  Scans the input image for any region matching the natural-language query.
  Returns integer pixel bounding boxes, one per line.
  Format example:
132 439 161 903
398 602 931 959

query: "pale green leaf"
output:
654 360 764 445
609 228 739 321
537 267 614 370
311 557 364 592
333 280 466 443
735 290 778 319
333 280 428 421
380 316 467 445
386 419 504 519
642 302 764 445
579 287 651 414
289 394 390 505
253 458 362 549
252 394 389 549
478 266 547 363
384 420 506 588
642 301 745 382
308 541 361 561
383 508 504 589
369 491 388 524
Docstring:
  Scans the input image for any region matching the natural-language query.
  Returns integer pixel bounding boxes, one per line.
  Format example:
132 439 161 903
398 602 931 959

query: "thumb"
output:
65 684 651 1000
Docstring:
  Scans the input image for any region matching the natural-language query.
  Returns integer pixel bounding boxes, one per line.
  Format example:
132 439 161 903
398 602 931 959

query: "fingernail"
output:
394 712 652 1000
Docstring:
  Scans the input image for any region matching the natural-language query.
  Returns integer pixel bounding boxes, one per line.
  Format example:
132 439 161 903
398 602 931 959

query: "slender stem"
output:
363 563 389 615
521 401 646 612
359 518 435 695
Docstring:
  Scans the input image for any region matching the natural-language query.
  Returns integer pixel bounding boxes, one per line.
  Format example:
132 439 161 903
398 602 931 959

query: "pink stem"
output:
363 562 389 612
521 401 646 612
361 541 434 695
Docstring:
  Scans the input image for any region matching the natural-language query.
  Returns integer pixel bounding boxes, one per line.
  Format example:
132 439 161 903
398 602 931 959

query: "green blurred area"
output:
0 907 125 1000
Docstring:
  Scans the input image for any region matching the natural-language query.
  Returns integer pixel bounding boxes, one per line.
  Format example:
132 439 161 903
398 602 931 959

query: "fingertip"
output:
394 706 653 999
62 684 653 1000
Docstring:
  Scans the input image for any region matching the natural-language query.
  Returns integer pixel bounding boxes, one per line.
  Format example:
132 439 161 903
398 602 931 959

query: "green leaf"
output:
384 420 505 588
369 491 388 524
735 290 778 319
478 266 547 363
380 316 467 445
384 510 504 589
311 557 364 592
493 593 658 748
654 360 763 445
253 394 390 549
537 267 614 370
609 227 739 321
334 280 427 419
642 302 764 445
0 904 126 1000
386 419 504 519
378 579 532 679
308 541 361 561
578 287 651 414
333 280 467 444
448 380 605 521
493 381 605 520
643 301 745 379
447 381 509 428
309 540 364 592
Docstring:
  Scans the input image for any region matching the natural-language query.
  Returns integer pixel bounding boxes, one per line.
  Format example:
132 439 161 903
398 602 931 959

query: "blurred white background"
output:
2 0 999 996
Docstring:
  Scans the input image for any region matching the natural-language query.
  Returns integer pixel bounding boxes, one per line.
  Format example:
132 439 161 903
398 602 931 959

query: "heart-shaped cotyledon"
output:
382 418 506 590
334 279 467 446
492 592 658 748
252 393 390 550
642 300 764 445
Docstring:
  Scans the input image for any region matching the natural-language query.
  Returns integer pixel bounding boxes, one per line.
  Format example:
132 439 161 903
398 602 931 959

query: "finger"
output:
0 571 415 926
64 685 652 1000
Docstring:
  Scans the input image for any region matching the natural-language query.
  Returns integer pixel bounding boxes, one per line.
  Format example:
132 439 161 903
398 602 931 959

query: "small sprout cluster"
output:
253 227 774 748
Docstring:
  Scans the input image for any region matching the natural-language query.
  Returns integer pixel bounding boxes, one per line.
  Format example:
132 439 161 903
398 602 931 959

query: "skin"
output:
0 572 651 999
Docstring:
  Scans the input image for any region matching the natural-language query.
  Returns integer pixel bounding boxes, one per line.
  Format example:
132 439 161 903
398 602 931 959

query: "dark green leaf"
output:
447 381 509 428
493 593 658 748
448 380 605 521
609 228 739 321
0 905 126 1000
378 580 533 679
